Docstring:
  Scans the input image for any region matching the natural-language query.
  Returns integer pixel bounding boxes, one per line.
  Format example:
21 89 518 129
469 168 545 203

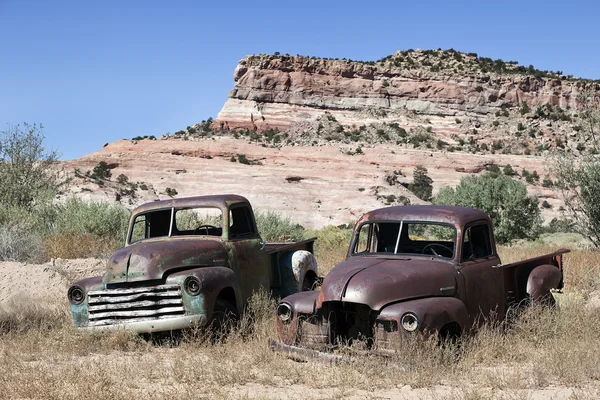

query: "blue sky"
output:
1 0 598 160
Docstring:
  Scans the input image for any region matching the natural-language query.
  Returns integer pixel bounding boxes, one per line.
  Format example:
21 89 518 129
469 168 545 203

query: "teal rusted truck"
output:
67 194 318 333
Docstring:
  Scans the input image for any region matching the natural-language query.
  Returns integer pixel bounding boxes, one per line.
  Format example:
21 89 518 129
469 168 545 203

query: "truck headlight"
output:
276 303 293 324
184 276 202 296
68 285 85 305
401 312 418 332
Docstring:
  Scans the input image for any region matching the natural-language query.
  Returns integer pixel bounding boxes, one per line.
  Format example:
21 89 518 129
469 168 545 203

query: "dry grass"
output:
2 242 600 398
43 232 122 259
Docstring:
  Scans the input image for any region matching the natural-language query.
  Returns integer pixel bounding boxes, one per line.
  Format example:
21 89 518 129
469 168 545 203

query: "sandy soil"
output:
0 258 105 308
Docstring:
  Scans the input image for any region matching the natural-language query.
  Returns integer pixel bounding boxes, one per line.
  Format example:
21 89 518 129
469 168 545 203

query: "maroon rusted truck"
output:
67 194 318 333
274 205 568 352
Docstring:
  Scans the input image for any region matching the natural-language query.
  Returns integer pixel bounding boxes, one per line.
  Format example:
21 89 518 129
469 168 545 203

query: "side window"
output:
354 224 375 253
462 224 492 260
130 215 148 243
229 207 256 238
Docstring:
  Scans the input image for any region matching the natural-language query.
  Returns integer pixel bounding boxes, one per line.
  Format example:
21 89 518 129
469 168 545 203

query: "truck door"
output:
226 205 270 303
458 222 506 326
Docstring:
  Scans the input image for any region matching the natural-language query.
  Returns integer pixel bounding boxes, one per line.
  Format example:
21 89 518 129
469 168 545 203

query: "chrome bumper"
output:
80 313 207 334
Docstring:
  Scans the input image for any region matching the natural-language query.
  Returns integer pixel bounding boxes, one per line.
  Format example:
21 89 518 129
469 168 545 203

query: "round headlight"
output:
401 312 419 332
276 303 293 324
68 286 85 305
184 276 202 296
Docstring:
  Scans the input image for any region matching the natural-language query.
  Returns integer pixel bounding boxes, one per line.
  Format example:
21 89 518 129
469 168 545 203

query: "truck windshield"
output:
352 221 456 259
129 207 223 243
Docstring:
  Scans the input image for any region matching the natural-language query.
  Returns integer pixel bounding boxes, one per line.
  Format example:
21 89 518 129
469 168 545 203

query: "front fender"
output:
68 276 104 327
276 290 319 344
166 267 241 320
377 297 469 337
526 264 561 301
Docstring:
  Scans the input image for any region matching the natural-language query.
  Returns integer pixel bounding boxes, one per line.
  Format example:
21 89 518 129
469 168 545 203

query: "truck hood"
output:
103 238 229 284
317 256 458 310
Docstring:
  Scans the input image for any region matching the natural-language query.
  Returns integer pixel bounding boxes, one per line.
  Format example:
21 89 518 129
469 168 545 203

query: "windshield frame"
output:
349 219 458 260
127 206 225 245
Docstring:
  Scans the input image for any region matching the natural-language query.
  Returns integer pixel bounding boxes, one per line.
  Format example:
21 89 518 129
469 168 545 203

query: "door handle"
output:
260 241 266 251
492 263 503 269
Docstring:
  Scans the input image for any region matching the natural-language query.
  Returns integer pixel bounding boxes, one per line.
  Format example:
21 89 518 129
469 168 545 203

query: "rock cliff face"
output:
215 50 598 133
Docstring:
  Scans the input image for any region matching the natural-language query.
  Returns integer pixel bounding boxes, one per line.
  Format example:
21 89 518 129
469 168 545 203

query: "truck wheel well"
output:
438 322 461 341
216 287 237 311
303 270 318 291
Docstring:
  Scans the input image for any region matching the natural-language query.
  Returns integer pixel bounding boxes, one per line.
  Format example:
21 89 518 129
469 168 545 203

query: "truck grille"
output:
87 284 184 327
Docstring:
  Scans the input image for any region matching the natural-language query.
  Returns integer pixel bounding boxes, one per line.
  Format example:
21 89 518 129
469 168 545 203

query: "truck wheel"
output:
279 250 319 297
208 299 239 341
302 271 318 291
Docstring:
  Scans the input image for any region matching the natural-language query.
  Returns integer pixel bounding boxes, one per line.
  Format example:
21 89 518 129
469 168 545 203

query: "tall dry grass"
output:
2 240 600 398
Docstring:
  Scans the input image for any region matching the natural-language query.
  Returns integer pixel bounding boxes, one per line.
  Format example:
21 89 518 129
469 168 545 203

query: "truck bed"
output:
502 248 570 306
264 237 316 255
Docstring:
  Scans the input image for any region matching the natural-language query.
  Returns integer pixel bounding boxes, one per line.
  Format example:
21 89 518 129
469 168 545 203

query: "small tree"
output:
92 161 111 180
434 173 541 243
553 88 600 247
408 166 433 201
0 123 63 208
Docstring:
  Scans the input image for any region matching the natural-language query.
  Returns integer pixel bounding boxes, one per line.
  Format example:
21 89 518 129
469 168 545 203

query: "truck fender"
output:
167 267 242 317
526 264 561 302
279 250 319 297
378 297 469 337
70 275 104 294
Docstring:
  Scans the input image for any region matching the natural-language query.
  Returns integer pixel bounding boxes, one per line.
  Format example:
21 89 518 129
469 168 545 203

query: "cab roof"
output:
358 205 490 227
132 194 250 215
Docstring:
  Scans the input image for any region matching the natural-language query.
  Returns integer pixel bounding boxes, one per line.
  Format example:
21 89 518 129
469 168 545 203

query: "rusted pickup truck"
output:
275 205 568 351
68 194 318 333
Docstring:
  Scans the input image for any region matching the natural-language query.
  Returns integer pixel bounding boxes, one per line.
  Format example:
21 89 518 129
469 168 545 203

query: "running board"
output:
268 339 344 364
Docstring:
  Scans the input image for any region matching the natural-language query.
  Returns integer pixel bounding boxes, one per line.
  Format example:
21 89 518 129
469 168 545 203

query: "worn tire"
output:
208 299 239 342
302 272 318 291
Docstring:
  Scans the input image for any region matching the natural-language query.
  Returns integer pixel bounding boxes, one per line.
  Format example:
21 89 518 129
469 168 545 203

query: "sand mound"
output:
0 258 106 308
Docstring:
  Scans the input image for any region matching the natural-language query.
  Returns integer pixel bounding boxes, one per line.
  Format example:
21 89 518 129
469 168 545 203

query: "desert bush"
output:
43 198 130 258
434 173 541 243
306 224 353 274
554 89 600 248
408 166 433 201
92 161 111 180
0 226 44 262
254 210 305 242
50 198 129 241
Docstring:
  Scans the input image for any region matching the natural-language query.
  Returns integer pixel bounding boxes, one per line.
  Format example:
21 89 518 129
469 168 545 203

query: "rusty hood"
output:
103 238 229 284
317 256 458 311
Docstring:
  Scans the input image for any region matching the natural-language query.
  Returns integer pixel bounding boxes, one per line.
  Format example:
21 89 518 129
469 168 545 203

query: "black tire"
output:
302 272 318 291
208 299 239 342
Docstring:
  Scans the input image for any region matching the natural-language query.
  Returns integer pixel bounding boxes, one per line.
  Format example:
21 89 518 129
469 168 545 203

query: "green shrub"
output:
92 161 112 180
434 173 541 243
408 166 433 201
254 211 305 242
503 164 516 176
50 198 130 243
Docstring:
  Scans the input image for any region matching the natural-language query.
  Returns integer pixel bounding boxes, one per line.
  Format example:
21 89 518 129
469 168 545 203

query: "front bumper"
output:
79 313 208 334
